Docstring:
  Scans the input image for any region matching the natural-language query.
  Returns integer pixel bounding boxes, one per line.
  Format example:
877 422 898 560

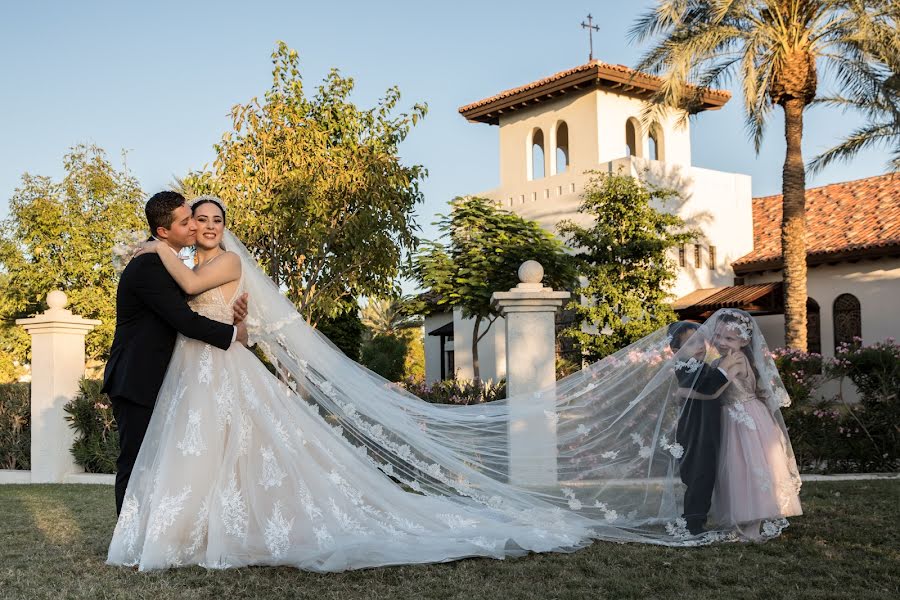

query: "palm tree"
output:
810 28 900 173
360 296 424 338
630 0 899 350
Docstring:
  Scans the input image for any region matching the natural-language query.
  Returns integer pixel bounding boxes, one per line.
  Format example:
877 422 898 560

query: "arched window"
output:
554 121 569 175
530 128 545 180
833 293 861 350
625 118 641 157
648 123 664 161
807 298 821 355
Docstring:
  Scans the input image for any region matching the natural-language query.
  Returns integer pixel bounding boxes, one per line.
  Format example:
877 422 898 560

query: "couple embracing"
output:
103 191 803 573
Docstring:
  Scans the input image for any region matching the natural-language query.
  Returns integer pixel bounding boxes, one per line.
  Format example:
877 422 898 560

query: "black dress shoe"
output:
687 521 706 536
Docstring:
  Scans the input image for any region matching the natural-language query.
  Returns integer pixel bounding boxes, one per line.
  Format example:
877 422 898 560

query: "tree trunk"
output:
781 98 808 351
471 314 482 382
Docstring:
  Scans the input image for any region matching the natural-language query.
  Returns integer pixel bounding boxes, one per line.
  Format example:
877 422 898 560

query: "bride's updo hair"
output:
190 195 227 251
190 195 227 225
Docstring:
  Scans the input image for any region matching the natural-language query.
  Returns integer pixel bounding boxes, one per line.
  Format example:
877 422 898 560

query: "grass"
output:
0 481 898 600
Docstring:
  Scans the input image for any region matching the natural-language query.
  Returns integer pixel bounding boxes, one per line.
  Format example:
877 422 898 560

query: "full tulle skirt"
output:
106 336 592 572
710 398 802 538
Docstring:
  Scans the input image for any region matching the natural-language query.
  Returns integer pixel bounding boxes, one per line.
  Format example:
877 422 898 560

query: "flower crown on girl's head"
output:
720 309 753 340
189 195 227 212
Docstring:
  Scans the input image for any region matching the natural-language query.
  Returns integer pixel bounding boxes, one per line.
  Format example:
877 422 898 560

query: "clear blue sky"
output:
1 0 891 245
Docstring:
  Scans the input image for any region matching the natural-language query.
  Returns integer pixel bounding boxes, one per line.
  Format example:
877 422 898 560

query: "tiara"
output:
720 309 753 340
190 195 227 211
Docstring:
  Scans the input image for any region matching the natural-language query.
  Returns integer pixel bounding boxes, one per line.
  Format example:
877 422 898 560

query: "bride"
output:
107 195 802 572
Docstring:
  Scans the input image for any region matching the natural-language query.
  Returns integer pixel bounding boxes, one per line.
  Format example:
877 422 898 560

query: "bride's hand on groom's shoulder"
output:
232 292 249 324
133 240 161 258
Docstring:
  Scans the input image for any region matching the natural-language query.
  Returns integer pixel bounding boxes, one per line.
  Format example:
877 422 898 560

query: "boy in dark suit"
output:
102 191 248 514
668 321 740 535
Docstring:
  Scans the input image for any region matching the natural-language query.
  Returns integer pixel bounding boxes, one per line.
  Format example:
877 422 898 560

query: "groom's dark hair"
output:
145 191 187 236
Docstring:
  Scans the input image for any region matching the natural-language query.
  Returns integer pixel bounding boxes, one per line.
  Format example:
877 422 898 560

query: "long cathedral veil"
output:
225 229 801 546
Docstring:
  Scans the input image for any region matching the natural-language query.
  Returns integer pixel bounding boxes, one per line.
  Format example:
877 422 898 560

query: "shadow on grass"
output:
0 481 898 600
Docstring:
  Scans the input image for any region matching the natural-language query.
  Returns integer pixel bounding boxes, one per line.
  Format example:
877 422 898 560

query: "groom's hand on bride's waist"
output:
232 292 249 324
235 320 249 347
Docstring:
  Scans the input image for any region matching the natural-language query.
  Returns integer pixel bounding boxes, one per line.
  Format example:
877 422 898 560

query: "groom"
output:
102 191 249 515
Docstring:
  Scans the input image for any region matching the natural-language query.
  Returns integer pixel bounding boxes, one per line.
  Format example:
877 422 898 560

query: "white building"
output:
425 60 752 383
731 174 900 357
424 60 900 385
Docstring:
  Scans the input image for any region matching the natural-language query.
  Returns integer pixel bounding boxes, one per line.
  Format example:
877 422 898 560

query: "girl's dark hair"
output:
190 198 226 224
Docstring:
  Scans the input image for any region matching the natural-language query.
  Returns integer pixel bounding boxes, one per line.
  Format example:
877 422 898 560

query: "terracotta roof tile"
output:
733 174 900 273
458 60 730 124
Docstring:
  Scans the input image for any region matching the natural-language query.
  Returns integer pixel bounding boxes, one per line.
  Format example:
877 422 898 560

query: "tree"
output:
631 0 899 350
558 172 697 361
360 296 425 382
409 197 576 381
317 310 365 361
810 22 900 173
360 335 409 382
184 42 428 325
0 145 145 372
361 296 424 337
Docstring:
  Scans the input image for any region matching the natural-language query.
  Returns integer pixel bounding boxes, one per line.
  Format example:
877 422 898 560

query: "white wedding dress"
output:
107 275 591 572
108 230 802 572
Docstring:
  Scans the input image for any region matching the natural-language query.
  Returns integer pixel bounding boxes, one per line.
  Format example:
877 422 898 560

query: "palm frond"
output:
808 121 900 173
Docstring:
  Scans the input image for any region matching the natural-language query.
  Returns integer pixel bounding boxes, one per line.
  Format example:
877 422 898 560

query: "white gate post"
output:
491 261 569 487
17 291 100 483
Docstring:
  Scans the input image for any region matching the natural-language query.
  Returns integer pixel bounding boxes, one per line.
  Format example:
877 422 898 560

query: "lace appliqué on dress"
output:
264 501 295 558
177 409 206 457
147 486 192 542
219 474 248 539
727 403 757 430
259 446 287 489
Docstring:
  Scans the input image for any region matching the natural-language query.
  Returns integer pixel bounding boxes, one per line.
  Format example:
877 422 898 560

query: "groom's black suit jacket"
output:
102 252 233 408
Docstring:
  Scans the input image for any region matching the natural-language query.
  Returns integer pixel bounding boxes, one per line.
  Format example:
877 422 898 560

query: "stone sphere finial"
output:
47 290 68 310
518 260 544 284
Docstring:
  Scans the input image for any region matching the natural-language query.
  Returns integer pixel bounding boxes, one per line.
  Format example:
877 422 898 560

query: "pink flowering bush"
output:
771 347 826 406
826 337 900 404
63 378 118 473
777 338 900 473
399 377 506 405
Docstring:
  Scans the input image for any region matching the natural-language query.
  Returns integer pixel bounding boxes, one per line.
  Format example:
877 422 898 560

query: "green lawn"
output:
1 480 898 600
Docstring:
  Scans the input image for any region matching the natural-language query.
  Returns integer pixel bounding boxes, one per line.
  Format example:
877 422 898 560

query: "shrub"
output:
0 382 30 469
771 347 826 406
400 377 506 405
63 378 118 474
361 335 408 382
318 310 365 361
827 338 900 404
778 339 900 473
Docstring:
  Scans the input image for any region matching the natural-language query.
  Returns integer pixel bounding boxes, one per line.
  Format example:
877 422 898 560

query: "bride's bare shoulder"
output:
197 251 241 272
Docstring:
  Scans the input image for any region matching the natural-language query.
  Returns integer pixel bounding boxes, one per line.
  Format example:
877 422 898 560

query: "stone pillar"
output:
17 291 100 483
491 261 570 487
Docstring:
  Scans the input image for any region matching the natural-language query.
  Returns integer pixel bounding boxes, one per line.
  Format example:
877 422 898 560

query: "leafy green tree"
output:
184 42 427 325
409 197 576 381
631 0 899 350
401 329 425 382
558 172 697 361
0 145 145 370
360 296 425 382
361 334 408 382
317 309 366 362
